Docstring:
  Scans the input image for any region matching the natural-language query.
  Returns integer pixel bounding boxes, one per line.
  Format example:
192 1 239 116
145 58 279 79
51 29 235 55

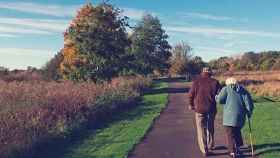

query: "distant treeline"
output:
209 51 280 71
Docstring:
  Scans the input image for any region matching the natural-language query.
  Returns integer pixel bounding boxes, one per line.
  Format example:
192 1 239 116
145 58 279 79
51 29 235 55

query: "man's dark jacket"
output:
189 73 221 114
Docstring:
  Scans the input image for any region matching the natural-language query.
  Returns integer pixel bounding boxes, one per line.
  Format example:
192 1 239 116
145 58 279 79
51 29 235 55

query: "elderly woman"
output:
216 77 254 158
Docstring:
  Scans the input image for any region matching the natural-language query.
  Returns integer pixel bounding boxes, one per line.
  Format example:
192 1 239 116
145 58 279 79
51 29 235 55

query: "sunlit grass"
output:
218 95 280 158
242 96 280 158
59 81 168 158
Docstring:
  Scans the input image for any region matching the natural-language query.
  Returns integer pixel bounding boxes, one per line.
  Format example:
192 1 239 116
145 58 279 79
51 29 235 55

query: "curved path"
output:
129 81 251 158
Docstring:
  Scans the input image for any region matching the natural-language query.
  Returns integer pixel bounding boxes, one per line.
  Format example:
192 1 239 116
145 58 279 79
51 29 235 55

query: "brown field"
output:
215 71 280 96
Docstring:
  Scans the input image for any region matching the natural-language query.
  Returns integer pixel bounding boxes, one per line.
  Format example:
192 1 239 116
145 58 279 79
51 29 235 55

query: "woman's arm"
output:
216 87 227 105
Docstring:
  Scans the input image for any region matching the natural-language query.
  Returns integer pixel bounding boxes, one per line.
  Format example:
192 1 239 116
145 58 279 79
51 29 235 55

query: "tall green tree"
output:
60 3 130 81
130 14 171 75
42 50 63 80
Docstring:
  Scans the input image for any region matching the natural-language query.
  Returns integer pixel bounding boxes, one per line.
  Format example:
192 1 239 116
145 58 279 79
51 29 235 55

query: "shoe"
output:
203 151 214 157
209 146 216 150
236 148 241 156
240 144 250 149
229 152 237 158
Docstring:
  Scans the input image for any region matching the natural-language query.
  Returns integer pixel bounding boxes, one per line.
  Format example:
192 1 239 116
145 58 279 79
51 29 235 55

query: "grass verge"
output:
242 96 280 158
58 81 168 158
217 95 280 158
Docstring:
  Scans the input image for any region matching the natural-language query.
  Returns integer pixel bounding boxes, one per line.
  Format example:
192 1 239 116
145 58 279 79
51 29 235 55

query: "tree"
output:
272 59 280 70
171 41 192 60
209 56 232 72
42 50 64 80
0 66 8 78
130 14 171 75
239 52 259 70
169 42 192 76
260 59 275 71
60 3 130 81
187 56 206 75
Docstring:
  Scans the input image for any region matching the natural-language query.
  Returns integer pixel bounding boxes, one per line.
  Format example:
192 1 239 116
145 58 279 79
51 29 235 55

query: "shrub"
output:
0 76 151 158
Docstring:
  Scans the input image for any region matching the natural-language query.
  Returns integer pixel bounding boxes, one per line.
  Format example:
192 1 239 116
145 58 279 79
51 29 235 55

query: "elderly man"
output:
188 67 221 156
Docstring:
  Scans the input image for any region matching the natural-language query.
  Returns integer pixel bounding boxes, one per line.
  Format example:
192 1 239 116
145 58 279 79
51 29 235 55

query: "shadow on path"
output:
254 143 280 156
145 87 189 95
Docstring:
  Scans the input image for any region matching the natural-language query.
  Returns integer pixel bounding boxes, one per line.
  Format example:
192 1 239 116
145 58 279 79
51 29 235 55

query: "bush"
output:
0 76 151 158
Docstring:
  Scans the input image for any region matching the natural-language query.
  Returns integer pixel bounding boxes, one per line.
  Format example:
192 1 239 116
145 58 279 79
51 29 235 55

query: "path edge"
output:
126 82 171 158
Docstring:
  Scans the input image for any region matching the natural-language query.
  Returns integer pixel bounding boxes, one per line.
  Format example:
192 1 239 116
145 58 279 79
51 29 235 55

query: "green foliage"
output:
209 56 232 71
61 3 130 81
242 96 280 158
130 14 171 75
42 50 63 80
260 59 275 71
210 51 280 71
186 56 206 75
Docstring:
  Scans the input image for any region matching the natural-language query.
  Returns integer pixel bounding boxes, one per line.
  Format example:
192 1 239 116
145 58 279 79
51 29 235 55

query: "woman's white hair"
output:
226 77 237 85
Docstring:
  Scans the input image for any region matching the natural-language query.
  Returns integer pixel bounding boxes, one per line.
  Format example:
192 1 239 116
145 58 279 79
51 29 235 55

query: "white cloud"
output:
182 12 234 21
196 46 235 54
0 48 54 55
180 12 248 22
224 42 236 48
0 25 52 35
0 33 18 37
0 48 55 69
0 2 79 17
166 26 280 38
194 46 237 61
122 8 146 20
0 17 68 32
0 2 151 20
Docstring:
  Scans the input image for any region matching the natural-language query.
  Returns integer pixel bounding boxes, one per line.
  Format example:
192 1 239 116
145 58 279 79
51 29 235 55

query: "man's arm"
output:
188 81 196 110
215 80 222 94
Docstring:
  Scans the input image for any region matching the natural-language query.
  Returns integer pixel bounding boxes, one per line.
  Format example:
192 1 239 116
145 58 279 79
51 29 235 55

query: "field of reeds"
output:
0 76 151 158
215 71 280 96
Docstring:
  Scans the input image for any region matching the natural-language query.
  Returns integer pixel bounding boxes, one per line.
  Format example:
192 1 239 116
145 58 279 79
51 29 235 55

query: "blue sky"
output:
1 0 280 69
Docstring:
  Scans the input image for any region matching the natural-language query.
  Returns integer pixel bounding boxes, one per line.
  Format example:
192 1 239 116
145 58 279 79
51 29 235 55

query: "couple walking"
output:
188 67 254 158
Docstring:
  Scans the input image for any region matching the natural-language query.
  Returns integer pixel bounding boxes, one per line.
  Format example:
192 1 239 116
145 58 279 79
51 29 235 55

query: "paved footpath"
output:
129 81 251 158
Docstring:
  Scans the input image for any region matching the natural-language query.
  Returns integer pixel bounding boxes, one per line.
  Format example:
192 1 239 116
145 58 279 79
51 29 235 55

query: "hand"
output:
188 106 195 110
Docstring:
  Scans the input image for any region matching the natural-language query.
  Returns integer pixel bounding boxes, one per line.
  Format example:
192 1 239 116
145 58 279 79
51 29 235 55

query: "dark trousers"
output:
224 126 244 153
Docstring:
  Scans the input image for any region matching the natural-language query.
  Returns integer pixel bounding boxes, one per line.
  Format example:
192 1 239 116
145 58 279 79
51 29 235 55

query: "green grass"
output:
217 95 280 158
242 96 280 158
58 81 168 158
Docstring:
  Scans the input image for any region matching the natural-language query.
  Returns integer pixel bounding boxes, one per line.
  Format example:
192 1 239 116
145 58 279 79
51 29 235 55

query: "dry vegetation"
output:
0 76 151 158
215 71 280 96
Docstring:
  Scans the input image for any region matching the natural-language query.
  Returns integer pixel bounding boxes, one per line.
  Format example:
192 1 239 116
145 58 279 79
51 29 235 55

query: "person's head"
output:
201 67 212 76
225 77 237 86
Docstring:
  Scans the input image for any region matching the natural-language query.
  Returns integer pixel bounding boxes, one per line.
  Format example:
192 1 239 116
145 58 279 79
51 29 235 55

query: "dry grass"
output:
215 71 280 96
215 71 280 82
0 76 151 158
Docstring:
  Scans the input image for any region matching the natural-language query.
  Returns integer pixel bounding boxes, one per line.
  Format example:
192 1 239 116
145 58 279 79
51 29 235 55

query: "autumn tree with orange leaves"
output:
60 3 130 81
169 42 192 76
